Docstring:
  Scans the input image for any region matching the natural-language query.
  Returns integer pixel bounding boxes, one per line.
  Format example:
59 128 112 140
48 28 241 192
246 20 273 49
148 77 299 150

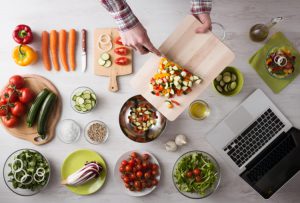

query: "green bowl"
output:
212 66 244 96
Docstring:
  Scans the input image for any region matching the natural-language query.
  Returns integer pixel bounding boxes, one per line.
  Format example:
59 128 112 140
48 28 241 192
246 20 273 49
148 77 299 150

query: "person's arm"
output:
190 0 212 33
99 0 161 56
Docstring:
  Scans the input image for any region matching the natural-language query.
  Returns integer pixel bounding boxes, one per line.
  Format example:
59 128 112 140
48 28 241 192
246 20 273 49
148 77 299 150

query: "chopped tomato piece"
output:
115 57 129 66
114 47 128 56
114 36 123 45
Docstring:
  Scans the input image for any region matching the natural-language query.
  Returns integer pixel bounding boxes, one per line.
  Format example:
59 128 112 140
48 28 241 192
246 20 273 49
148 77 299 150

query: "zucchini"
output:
37 92 57 139
26 89 50 127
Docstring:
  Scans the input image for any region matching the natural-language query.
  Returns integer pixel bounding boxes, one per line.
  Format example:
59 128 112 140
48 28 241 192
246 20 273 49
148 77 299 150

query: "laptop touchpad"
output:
225 106 253 134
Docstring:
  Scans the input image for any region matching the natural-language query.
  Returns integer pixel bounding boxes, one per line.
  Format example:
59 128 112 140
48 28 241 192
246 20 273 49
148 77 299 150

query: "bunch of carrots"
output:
41 29 76 71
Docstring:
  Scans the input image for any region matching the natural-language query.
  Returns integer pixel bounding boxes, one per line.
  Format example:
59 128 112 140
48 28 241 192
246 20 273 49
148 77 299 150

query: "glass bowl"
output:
119 95 167 143
3 149 51 196
172 150 221 199
57 119 81 144
84 120 109 144
70 86 97 114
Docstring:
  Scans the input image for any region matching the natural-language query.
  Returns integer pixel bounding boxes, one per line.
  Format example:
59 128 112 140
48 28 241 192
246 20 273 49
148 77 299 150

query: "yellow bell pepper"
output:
12 45 37 66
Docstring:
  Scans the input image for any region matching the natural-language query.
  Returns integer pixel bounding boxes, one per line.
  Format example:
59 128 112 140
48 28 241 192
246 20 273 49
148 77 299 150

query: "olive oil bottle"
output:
249 17 283 42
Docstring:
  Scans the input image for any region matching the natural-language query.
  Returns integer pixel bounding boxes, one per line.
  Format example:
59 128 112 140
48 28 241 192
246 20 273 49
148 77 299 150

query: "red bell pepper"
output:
12 24 33 44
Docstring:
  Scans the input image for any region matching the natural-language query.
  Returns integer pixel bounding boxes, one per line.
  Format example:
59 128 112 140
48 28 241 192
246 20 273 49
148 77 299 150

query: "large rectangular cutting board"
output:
130 15 235 121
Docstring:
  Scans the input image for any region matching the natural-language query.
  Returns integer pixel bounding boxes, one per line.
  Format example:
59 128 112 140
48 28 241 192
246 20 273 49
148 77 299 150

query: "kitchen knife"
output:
81 29 87 72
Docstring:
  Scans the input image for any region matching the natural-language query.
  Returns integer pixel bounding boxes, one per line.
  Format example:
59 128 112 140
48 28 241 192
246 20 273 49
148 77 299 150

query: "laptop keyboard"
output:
246 135 296 183
224 108 285 167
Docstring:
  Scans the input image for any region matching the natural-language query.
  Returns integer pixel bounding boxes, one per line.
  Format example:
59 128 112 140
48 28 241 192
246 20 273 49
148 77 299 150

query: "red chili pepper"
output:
12 24 33 44
171 100 180 106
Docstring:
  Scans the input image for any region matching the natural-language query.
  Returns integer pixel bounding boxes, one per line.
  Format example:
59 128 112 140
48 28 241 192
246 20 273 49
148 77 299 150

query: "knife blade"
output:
81 29 87 72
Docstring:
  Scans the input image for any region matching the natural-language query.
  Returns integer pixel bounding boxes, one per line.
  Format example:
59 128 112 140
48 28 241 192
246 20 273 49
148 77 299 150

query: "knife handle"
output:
82 29 86 52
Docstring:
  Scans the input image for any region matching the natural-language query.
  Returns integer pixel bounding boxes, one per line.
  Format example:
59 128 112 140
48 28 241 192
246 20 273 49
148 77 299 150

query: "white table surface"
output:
0 0 300 203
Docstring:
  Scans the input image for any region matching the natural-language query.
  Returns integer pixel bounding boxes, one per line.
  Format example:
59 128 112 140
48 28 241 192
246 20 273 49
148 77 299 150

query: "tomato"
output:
195 176 202 182
142 161 149 169
121 160 128 166
1 88 18 103
152 163 159 170
114 47 128 56
9 75 25 89
141 182 146 189
142 153 150 160
186 171 193 178
144 172 151 179
136 171 143 178
128 159 135 167
114 36 123 45
10 102 26 117
119 166 125 173
125 165 132 172
130 152 138 159
124 183 130 188
1 115 18 128
132 166 137 173
135 158 142 164
130 173 136 180
0 100 8 116
18 88 34 104
115 57 129 66
152 169 159 176
123 177 130 184
193 168 201 176
136 164 143 171
134 181 141 188
151 179 158 186
146 181 152 188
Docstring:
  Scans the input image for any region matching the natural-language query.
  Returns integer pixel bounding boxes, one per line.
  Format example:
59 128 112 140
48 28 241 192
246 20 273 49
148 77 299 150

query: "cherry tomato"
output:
0 100 8 116
131 152 138 158
142 153 150 160
130 173 136 180
141 182 146 189
119 166 125 173
193 168 201 176
152 169 159 176
125 183 130 188
114 47 128 56
135 158 142 164
136 164 143 171
136 171 143 178
146 181 152 188
152 163 159 170
151 179 158 186
10 101 26 117
18 88 34 104
115 57 129 66
125 165 132 172
134 180 141 188
114 36 123 45
1 88 18 103
186 171 193 178
9 75 25 89
132 166 137 173
1 115 18 128
142 161 149 169
128 159 135 167
144 172 151 179
121 160 128 166
195 176 202 182
123 177 130 184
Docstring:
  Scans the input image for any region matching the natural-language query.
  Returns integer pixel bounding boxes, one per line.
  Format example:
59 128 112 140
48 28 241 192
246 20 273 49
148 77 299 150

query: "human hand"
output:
120 23 161 56
194 13 212 33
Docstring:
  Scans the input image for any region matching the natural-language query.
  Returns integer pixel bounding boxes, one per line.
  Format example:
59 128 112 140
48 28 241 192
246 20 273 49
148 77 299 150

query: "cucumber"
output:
231 74 237 81
101 53 110 60
216 85 223 92
230 81 237 90
72 89 96 113
26 89 50 127
216 74 222 82
223 75 231 83
220 81 225 87
37 92 57 139
104 60 112 68
98 58 106 66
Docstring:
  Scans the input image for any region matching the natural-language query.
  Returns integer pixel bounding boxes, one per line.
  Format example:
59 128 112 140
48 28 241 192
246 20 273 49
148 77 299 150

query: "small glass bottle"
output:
249 17 283 42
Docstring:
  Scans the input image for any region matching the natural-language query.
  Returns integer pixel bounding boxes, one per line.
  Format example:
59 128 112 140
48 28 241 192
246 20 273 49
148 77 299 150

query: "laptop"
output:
206 89 300 199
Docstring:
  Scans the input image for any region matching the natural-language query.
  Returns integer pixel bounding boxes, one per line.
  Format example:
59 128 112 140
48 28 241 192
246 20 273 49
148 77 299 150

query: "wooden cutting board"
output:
130 15 235 121
1 74 62 145
94 28 133 92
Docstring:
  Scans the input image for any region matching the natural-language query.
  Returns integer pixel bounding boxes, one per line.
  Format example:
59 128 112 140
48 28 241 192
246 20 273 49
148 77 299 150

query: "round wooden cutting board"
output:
1 74 62 145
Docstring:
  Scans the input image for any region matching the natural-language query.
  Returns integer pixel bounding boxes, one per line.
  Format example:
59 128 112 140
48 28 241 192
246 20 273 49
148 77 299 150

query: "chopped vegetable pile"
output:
128 103 157 133
266 47 296 79
150 58 202 98
8 150 50 191
173 152 218 197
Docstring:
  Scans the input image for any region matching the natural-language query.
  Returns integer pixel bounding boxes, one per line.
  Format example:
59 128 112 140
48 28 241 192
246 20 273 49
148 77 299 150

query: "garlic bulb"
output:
165 141 177 152
175 134 187 146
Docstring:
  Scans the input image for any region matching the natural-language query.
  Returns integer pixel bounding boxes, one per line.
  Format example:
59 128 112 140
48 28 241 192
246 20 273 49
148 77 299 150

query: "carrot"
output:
59 29 69 72
41 31 51 71
49 30 60 71
68 29 76 71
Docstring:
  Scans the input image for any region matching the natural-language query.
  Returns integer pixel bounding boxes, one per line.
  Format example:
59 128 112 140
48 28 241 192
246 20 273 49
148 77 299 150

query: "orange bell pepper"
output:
12 45 37 66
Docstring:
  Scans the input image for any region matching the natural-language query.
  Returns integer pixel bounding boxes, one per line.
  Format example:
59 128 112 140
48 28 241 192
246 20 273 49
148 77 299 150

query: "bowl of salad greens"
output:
3 149 51 196
172 151 220 199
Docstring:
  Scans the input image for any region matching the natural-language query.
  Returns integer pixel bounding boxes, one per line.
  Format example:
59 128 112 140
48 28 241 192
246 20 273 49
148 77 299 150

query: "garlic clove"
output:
165 141 177 152
175 134 187 146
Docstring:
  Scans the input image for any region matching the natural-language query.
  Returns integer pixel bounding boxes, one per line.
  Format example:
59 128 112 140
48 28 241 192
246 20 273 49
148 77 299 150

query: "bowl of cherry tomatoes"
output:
114 151 161 196
0 75 35 128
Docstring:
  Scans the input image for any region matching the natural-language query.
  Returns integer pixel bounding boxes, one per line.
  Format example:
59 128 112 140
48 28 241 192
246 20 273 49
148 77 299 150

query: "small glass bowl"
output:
188 100 211 120
84 120 109 144
70 86 97 114
57 119 81 144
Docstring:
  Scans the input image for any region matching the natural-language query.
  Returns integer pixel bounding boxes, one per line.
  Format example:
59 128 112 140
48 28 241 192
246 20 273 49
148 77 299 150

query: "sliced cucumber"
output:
220 81 225 87
231 74 237 81
98 58 106 66
101 53 110 61
104 60 112 68
76 97 84 105
72 88 97 113
216 74 222 82
216 85 223 92
223 75 231 83
230 81 237 90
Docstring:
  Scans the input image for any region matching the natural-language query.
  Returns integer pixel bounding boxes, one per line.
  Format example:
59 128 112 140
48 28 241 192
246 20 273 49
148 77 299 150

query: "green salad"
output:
8 150 50 191
173 152 218 196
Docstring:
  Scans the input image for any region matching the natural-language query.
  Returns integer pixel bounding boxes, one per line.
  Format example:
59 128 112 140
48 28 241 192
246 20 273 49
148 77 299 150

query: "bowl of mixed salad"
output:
3 149 51 196
265 46 296 79
119 95 167 143
172 151 220 199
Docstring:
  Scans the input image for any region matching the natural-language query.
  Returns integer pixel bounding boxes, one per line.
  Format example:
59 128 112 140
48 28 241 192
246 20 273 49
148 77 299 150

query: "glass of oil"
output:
188 100 210 120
